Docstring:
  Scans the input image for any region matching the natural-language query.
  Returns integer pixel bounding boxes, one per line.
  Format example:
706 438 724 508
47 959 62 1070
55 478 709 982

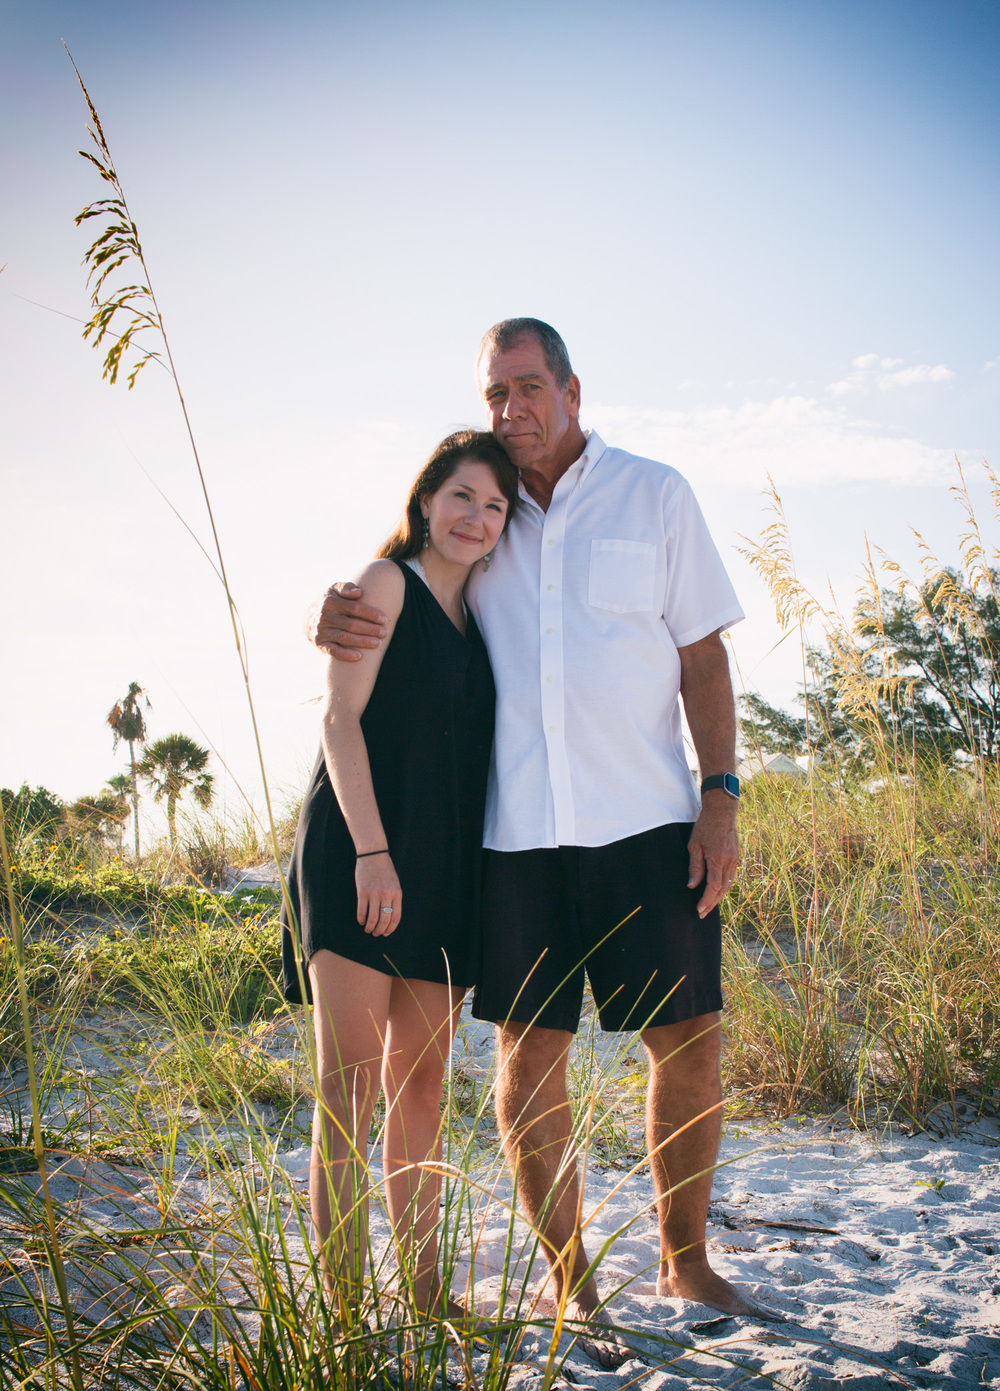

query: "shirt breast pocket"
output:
588 539 658 613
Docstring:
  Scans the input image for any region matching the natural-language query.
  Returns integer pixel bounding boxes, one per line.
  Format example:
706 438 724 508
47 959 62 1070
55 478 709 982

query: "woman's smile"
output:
422 460 509 568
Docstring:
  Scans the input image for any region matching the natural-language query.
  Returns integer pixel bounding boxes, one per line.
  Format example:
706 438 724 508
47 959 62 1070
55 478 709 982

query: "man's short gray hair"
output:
477 318 574 389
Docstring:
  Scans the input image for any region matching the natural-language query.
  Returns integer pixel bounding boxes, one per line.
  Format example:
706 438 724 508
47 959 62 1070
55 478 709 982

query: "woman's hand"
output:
356 854 402 936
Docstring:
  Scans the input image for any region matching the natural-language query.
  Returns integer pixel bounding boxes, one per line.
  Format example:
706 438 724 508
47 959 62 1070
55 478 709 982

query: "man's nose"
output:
502 392 526 420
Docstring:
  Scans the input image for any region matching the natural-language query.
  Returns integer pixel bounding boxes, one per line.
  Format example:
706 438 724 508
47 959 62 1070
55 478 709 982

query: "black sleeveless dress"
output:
281 561 496 1004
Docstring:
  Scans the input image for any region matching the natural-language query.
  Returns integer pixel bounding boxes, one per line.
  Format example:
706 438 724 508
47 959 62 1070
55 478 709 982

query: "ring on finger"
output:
380 906 392 915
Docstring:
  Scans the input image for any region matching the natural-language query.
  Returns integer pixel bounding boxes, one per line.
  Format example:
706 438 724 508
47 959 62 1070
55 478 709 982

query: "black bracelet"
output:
356 848 389 859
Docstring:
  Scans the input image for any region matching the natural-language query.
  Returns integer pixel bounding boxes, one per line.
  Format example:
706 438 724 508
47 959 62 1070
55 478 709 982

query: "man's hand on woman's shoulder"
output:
305 579 390 661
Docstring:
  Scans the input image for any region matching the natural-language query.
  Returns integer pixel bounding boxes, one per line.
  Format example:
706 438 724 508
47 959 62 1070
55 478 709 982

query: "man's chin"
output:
503 444 540 469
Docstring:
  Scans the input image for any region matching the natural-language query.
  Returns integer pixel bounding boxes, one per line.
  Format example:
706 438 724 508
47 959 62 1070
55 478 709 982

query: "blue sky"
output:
2 0 998 834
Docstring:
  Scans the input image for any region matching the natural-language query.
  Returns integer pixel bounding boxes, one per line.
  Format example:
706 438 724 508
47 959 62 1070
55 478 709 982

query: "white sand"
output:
5 964 999 1386
265 1114 1000 1388
20 1110 998 1388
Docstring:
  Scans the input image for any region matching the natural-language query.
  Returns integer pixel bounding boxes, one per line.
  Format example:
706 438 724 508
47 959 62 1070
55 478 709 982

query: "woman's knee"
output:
382 1049 447 1106
319 1057 381 1111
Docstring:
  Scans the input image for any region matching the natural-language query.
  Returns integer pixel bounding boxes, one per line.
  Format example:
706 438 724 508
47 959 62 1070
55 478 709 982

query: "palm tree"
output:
67 789 130 853
105 774 133 855
136 735 214 849
107 682 150 859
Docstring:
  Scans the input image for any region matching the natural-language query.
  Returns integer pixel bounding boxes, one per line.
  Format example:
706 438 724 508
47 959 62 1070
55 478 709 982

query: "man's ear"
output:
564 373 582 420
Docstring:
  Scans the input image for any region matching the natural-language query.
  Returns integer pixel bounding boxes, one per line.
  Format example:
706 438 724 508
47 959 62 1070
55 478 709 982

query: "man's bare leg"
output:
494 1022 628 1368
643 1012 777 1317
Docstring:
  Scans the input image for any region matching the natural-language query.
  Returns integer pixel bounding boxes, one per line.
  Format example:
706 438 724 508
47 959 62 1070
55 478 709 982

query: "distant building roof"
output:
738 752 810 782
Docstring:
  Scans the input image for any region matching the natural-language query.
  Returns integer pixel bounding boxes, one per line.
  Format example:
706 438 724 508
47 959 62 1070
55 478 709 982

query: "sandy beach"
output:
8 979 999 1390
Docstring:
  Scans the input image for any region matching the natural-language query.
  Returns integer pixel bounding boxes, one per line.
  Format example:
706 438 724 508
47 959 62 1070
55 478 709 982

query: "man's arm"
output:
677 629 739 919
305 582 389 660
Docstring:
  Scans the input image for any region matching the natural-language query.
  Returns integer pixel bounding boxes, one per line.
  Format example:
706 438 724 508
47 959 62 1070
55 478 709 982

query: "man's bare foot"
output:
561 1298 631 1370
658 1268 785 1322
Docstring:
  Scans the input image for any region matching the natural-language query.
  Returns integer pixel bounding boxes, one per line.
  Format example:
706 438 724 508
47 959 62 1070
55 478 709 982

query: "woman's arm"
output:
320 560 406 936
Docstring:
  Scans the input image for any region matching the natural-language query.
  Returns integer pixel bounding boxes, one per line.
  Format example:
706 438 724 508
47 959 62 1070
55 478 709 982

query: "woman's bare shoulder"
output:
353 558 406 622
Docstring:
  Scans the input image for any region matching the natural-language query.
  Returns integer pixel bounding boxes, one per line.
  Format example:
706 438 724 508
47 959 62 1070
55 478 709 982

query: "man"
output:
311 319 774 1361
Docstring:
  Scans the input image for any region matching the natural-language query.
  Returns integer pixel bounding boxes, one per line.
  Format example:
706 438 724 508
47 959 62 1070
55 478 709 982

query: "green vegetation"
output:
0 784 63 845
723 764 999 1126
4 691 215 866
741 476 1000 773
65 784 130 853
107 681 150 857
137 733 214 849
728 471 1000 1129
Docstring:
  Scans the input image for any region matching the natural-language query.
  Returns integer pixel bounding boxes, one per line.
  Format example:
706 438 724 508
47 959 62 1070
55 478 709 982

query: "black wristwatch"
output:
701 772 740 800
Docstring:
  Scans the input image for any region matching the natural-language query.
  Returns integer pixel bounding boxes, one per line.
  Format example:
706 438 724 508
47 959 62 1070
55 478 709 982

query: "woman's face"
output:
420 460 509 568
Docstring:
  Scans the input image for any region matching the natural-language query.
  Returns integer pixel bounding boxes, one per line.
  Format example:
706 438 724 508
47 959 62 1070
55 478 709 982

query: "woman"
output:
281 429 518 1326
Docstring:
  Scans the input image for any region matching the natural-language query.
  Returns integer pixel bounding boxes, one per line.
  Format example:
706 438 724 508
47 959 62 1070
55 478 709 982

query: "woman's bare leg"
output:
308 950 392 1304
381 978 465 1317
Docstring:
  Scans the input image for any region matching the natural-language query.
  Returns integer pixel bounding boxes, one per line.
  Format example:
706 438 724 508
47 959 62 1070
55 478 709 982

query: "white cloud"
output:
828 354 954 395
828 377 858 398
587 395 953 490
879 363 954 388
984 357 999 372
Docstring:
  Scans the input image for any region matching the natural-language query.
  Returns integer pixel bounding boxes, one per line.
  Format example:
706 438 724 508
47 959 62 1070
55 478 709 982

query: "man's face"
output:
478 335 580 472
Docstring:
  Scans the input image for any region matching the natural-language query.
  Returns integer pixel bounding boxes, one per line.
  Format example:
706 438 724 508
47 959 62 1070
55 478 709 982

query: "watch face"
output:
723 772 740 798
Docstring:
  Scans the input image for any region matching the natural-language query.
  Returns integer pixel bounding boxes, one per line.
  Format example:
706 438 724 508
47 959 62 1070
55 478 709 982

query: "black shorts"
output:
471 823 723 1034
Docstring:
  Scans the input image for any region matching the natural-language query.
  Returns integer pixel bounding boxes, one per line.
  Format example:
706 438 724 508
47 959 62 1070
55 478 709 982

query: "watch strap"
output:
701 772 740 800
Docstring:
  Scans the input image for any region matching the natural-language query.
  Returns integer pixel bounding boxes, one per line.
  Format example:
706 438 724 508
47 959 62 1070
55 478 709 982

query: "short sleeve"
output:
661 477 744 647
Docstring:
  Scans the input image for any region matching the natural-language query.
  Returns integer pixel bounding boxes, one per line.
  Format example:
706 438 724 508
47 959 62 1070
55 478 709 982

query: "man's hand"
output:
687 792 739 919
305 582 388 661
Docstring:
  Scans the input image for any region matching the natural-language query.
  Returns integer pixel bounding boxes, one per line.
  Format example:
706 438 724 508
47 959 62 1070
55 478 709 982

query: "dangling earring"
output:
482 551 493 572
421 518 430 549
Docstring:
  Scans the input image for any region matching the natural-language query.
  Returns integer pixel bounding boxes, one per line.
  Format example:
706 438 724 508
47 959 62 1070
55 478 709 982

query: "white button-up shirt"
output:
466 431 743 852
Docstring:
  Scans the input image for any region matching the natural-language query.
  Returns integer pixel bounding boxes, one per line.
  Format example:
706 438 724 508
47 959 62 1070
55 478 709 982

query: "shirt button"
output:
548 726 556 733
547 675 554 683
548 539 555 546
547 584 554 591
546 628 554 635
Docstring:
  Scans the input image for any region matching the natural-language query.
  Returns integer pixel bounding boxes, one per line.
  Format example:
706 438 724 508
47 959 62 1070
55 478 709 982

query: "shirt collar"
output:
577 428 606 485
516 428 608 509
